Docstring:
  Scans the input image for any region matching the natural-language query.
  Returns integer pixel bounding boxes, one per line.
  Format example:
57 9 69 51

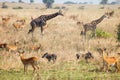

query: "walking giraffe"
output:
28 10 64 36
77 11 114 37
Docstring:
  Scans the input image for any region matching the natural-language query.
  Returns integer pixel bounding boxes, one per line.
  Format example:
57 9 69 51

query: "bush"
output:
100 7 104 9
61 6 66 9
95 29 112 38
78 6 85 10
118 7 120 9
54 6 66 9
1 2 8 9
12 6 23 9
54 6 60 9
64 1 76 4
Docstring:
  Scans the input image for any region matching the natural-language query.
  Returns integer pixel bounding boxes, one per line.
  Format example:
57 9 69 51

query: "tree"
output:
43 0 54 8
30 0 34 3
116 0 120 4
100 0 108 4
64 1 76 4
110 2 116 5
18 0 22 3
1 2 8 8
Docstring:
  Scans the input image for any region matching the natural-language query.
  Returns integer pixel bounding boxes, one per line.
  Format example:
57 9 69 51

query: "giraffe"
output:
77 11 114 37
28 10 64 36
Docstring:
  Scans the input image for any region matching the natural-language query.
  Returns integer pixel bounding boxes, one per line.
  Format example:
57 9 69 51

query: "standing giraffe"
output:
77 11 114 37
28 10 64 36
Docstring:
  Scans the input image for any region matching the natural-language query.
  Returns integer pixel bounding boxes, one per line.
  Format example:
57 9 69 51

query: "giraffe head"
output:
108 11 114 17
104 12 110 18
104 11 114 18
58 10 64 16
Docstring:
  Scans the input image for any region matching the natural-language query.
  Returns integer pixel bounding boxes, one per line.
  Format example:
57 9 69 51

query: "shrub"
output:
54 6 66 9
54 6 60 9
95 29 112 38
78 6 85 10
1 2 8 9
100 7 104 9
61 6 66 9
118 7 120 9
12 6 23 9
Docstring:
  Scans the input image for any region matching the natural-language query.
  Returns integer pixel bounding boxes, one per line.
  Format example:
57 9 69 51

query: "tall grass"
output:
0 2 120 80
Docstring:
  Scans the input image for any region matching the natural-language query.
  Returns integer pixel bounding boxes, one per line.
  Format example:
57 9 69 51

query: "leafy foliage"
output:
12 6 23 9
18 0 22 3
95 29 112 38
1 2 8 9
64 1 76 4
100 0 108 4
42 0 54 8
30 0 34 3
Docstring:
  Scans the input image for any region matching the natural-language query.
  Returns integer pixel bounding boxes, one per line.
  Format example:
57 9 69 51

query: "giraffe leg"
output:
41 26 44 36
92 26 97 37
92 29 96 37
28 27 35 34
28 22 36 34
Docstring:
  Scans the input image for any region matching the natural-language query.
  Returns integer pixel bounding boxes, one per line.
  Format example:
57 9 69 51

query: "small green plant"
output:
95 29 112 38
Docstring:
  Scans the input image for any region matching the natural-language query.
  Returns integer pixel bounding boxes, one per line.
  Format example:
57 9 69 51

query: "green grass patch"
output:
1 61 120 80
95 29 112 38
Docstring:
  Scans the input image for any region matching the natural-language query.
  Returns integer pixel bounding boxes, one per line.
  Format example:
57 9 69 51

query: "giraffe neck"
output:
92 15 106 25
45 12 59 21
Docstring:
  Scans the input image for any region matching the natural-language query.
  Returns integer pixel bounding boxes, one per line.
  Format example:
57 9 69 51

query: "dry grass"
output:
0 2 120 79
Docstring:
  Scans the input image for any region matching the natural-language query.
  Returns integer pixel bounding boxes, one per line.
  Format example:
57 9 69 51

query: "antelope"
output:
3 42 19 52
16 19 25 22
6 44 18 52
13 19 25 31
25 44 42 53
42 52 57 63
2 17 10 27
100 48 119 72
28 10 64 36
30 46 41 52
18 51 39 74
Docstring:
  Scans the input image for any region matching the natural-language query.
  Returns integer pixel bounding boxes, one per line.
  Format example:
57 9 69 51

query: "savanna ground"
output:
0 2 120 80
